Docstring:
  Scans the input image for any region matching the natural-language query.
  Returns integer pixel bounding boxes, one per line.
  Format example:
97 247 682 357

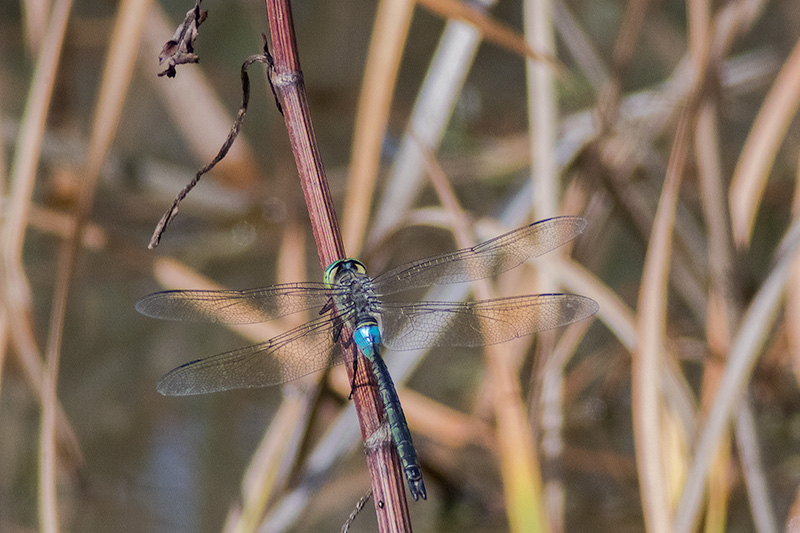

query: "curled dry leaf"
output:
158 1 208 78
148 50 274 248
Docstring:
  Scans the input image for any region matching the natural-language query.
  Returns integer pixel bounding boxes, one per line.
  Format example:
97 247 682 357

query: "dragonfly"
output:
136 216 599 502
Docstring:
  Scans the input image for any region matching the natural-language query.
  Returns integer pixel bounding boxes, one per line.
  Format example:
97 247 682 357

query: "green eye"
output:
323 260 345 287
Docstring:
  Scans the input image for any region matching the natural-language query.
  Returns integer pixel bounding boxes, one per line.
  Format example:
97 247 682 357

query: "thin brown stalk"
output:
2 0 75 529
342 0 414 255
0 82 6 400
419 136 547 533
264 1 412 529
524 1 560 527
41 0 152 531
265 2 342 261
40 226 71 533
791 253 800 387
341 490 373 533
4 7 68 264
690 0 736 528
0 314 7 396
592 0 650 134
228 223 315 533
696 98 735 533
610 0 650 78
634 106 695 533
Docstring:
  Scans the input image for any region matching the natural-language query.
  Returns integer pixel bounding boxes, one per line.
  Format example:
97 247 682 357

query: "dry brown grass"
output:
1 0 799 531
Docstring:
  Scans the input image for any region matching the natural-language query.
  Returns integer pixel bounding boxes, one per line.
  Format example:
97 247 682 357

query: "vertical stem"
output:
634 108 694 533
263 1 413 530
525 0 557 530
342 0 414 255
525 0 557 219
20 0 76 530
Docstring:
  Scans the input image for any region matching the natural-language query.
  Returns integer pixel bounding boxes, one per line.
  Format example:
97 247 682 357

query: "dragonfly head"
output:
324 258 368 288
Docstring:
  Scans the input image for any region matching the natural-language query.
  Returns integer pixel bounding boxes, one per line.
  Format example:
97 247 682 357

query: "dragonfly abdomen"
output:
354 321 427 501
371 351 426 501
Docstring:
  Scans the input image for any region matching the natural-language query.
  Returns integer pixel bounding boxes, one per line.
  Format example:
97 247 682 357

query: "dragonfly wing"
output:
136 282 333 324
379 294 598 351
371 217 586 296
157 314 352 395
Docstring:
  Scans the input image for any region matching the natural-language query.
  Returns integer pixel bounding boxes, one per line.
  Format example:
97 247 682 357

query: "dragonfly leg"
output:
332 319 344 343
318 297 334 315
334 325 362 399
349 359 358 399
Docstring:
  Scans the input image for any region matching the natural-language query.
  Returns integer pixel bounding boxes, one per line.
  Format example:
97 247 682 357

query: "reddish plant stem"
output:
264 1 413 530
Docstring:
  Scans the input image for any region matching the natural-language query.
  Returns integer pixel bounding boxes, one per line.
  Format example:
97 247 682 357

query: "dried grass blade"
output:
730 38 800 247
525 0 558 221
734 403 779 533
150 257 286 343
228 222 318 532
342 0 414 254
789 158 800 387
421 139 547 533
369 0 494 245
417 0 559 67
41 1 153 531
21 0 49 53
21 0 77 530
227 396 314 533
674 217 800 532
634 110 693 533
547 259 636 350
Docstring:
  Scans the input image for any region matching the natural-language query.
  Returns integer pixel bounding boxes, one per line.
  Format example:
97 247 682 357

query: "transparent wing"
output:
379 294 598 351
157 313 353 395
371 217 587 296
136 282 334 324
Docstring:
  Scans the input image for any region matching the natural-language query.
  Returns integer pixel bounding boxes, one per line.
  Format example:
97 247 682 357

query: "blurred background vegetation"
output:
1 0 800 531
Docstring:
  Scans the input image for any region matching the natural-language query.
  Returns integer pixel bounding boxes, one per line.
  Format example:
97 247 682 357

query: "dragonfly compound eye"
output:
324 259 368 286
